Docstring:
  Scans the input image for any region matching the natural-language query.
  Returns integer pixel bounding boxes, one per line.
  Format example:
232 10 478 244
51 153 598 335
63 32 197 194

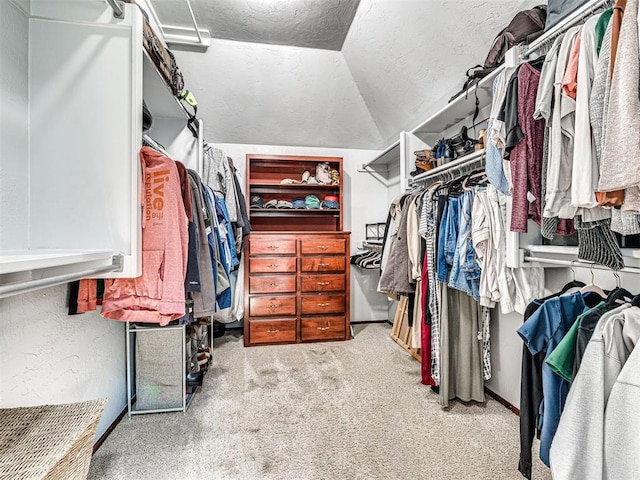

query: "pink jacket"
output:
101 147 188 325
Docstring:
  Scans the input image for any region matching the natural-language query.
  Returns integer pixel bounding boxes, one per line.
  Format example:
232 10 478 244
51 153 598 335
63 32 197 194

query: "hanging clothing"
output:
599 0 640 193
510 62 546 233
549 304 639 479
571 15 606 214
202 143 239 223
188 170 216 318
544 26 582 221
517 291 589 467
379 195 416 296
438 283 485 407
102 147 188 325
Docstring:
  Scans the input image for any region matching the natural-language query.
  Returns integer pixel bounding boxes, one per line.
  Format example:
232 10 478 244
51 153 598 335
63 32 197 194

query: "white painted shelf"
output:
0 249 115 274
362 65 504 180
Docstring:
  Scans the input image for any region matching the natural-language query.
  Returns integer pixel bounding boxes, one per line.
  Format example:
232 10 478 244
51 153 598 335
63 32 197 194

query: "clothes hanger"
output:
579 263 607 299
538 261 585 302
462 169 488 190
604 271 632 307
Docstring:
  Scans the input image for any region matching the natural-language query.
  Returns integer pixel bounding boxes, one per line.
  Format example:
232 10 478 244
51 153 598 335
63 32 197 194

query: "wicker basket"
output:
0 399 107 480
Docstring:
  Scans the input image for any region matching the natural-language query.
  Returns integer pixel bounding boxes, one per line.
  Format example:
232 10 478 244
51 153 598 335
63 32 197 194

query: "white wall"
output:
174 41 384 149
0 286 127 440
213 142 390 321
342 0 542 146
0 0 127 441
0 0 29 250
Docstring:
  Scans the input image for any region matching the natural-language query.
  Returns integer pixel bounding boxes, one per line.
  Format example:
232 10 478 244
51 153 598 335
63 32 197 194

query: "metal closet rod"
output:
525 256 640 275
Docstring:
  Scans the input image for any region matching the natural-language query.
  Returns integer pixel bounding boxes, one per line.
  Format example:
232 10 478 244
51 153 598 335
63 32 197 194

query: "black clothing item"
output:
407 292 415 328
68 281 80 315
518 299 545 479
572 301 608 378
503 66 524 159
232 168 251 237
185 221 201 293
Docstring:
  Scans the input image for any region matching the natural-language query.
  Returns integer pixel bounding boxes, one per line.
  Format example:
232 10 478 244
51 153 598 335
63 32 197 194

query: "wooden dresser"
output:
243 154 350 347
244 232 350 346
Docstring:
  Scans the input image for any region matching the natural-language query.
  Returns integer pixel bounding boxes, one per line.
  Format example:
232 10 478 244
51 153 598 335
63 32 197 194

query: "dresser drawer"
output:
250 295 297 316
249 318 297 344
249 275 297 294
300 238 346 255
301 274 346 293
301 316 346 342
301 294 346 315
301 257 345 273
250 257 297 273
250 237 296 255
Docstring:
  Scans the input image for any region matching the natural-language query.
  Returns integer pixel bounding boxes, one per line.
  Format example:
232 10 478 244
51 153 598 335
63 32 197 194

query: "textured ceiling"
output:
171 0 542 149
152 0 361 50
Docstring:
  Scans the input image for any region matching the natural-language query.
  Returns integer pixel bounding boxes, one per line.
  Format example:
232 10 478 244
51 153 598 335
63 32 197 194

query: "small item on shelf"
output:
307 176 318 184
280 178 301 185
292 198 306 209
316 162 332 184
305 194 321 209
250 195 264 208
277 200 293 209
322 199 340 209
331 169 340 185
476 129 487 150
447 125 477 159
301 170 311 183
264 199 278 208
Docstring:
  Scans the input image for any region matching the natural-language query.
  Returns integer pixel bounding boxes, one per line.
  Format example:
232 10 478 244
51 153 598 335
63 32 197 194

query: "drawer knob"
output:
267 329 280 335
317 281 330 286
268 303 282 309
268 283 279 287
267 264 277 269
317 326 330 331
317 303 330 307
267 245 279 250
318 245 329 250
318 263 329 268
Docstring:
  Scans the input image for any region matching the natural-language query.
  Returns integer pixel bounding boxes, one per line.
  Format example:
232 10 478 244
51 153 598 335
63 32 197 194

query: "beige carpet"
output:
88 323 551 480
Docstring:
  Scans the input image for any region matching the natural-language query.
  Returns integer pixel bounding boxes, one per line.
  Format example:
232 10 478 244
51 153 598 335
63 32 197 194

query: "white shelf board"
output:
0 249 115 275
527 244 640 260
362 139 400 170
411 66 504 141
142 50 189 120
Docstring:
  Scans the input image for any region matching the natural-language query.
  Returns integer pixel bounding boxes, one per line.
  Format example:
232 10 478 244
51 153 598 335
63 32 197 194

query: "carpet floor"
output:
88 323 551 480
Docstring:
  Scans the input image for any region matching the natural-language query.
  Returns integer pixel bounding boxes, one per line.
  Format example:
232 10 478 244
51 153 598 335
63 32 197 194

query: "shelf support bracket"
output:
106 0 125 19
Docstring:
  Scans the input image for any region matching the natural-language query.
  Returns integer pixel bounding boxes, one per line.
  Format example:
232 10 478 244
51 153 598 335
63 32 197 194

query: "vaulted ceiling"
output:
161 0 540 149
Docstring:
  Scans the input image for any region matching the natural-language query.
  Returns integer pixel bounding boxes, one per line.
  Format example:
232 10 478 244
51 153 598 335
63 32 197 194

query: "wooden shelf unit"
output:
246 154 344 232
244 154 350 347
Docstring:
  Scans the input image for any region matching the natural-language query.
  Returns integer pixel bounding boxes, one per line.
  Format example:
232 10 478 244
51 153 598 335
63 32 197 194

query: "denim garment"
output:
214 193 240 269
485 76 511 195
449 190 480 299
202 185 232 311
437 197 460 283
517 291 588 467
436 199 450 283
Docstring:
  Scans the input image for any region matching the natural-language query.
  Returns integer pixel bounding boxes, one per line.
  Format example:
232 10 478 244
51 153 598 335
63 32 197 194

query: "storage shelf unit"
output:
362 65 503 182
0 2 194 298
246 154 344 232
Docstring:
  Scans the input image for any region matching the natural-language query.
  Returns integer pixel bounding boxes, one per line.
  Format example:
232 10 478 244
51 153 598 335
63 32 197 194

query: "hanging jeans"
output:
437 196 460 283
